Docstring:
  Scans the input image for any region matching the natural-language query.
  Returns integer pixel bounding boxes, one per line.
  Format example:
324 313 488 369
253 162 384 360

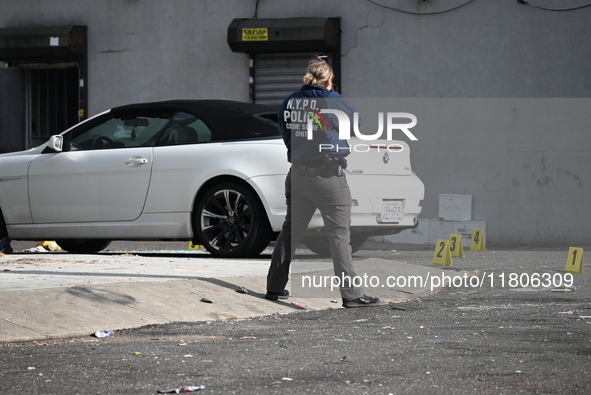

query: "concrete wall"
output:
0 0 256 112
353 97 590 246
0 0 589 246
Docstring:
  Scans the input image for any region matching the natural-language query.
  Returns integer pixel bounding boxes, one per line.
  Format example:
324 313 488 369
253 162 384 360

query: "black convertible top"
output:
111 100 277 118
108 99 280 142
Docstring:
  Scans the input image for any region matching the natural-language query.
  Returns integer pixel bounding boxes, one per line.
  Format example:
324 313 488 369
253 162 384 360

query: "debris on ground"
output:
25 241 62 252
157 385 205 393
93 330 114 338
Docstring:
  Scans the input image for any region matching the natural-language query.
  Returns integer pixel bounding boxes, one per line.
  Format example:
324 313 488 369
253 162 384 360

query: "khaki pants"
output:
266 166 365 300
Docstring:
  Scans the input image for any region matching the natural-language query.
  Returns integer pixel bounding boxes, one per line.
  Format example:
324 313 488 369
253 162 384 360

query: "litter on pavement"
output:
24 241 62 252
157 385 205 393
93 330 114 338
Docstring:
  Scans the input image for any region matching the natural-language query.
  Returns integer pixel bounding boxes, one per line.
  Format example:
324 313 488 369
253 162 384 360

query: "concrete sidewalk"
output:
0 252 452 343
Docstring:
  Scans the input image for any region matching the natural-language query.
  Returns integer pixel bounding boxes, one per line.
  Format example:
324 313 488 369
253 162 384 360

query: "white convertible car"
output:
0 100 424 257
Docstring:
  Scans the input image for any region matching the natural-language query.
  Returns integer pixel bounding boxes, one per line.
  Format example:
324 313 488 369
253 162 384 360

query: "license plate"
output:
381 200 403 222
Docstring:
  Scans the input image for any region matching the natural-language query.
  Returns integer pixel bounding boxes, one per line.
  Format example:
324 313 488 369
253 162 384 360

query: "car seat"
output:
170 126 199 144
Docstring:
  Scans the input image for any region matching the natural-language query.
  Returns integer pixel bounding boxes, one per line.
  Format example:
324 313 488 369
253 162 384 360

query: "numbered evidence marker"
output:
449 234 464 258
432 239 452 266
565 247 583 274
469 229 486 251
188 242 203 250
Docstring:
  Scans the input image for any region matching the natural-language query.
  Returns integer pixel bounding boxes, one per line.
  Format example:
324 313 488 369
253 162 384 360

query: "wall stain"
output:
536 176 553 186
557 168 583 187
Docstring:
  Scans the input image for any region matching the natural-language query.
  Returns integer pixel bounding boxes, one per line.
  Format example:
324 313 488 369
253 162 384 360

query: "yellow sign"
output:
449 234 464 258
433 239 452 266
470 229 486 251
242 28 268 41
565 247 583 274
189 242 202 250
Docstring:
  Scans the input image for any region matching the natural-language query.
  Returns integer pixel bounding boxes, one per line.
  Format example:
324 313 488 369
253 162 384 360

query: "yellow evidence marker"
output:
188 242 203 250
433 239 452 266
469 229 486 251
565 247 583 274
449 234 464 258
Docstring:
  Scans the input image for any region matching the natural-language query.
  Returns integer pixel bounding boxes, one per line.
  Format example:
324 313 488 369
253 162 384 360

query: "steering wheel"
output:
92 136 115 148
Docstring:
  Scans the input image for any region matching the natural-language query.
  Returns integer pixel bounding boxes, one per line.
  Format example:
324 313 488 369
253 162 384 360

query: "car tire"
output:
54 239 111 254
303 234 369 258
195 182 273 258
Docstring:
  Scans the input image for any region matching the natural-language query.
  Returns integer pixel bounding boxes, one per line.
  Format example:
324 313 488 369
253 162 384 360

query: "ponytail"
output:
303 57 334 88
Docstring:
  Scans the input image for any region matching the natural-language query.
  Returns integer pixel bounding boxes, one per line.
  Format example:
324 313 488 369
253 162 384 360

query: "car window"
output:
254 112 279 127
66 106 278 151
204 109 280 142
69 115 169 150
156 112 212 146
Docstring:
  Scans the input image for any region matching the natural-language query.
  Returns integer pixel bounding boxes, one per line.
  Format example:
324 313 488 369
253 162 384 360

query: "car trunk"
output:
345 138 414 176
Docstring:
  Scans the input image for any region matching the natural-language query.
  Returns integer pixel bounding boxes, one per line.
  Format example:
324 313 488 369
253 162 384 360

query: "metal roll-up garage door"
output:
253 53 333 107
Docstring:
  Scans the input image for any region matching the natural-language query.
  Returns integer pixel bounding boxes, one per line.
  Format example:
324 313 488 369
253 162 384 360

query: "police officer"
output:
266 57 379 308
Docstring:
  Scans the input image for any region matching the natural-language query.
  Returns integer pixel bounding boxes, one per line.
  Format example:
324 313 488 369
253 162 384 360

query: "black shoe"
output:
0 237 12 254
265 290 290 301
342 295 380 308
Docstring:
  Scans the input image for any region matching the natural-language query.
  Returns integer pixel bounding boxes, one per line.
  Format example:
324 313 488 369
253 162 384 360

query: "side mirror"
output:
47 135 64 152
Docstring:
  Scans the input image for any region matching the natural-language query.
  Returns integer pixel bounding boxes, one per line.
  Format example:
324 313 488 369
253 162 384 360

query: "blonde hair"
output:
303 57 334 87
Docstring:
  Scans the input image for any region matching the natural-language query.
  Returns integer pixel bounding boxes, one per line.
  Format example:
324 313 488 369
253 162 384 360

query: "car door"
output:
27 112 169 223
142 112 214 212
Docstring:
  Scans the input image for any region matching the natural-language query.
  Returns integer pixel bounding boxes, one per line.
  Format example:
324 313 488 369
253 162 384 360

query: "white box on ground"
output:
368 236 384 243
439 194 472 221
452 221 486 245
429 219 455 245
406 219 430 245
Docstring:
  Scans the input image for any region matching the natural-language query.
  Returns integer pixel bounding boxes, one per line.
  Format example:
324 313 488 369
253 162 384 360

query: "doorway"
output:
0 25 87 152
27 65 80 148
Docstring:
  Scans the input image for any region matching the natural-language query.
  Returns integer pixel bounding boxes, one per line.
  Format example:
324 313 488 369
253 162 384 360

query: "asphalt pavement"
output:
0 241 590 394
